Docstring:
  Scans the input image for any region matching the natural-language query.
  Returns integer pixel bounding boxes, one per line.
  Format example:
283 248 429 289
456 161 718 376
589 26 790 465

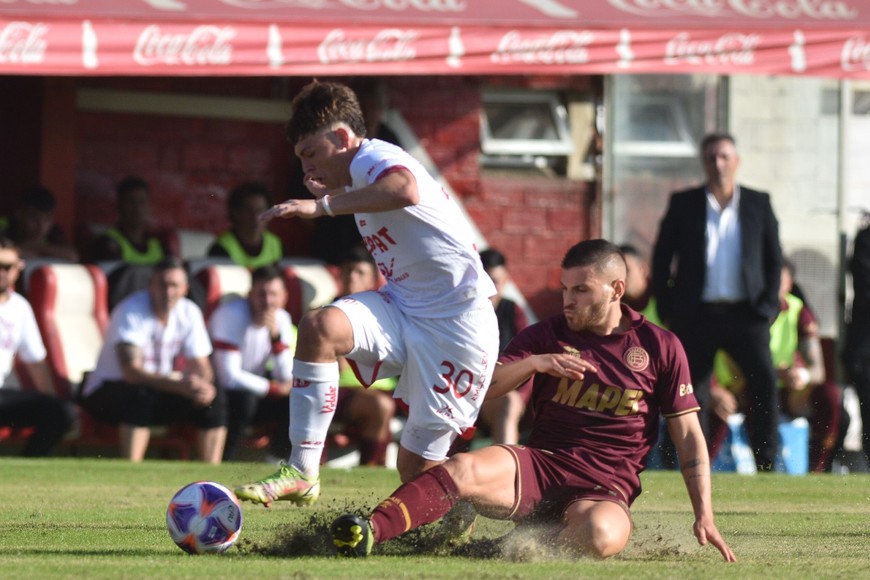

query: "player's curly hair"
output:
286 80 367 145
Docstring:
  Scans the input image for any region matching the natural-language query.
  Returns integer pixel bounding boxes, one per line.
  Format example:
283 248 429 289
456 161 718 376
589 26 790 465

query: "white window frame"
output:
612 94 696 158
480 88 574 158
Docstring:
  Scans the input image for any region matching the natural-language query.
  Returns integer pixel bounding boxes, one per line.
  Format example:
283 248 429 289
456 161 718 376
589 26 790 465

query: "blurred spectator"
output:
332 245 397 466
208 182 283 268
91 176 172 265
619 244 663 327
475 248 530 445
844 218 870 465
0 237 76 455
80 257 226 463
652 132 783 472
209 265 296 462
353 77 401 147
709 259 842 472
310 78 399 266
0 185 78 262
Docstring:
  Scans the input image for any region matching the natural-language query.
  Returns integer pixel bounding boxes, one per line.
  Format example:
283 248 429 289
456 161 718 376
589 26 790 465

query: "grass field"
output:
1 458 869 579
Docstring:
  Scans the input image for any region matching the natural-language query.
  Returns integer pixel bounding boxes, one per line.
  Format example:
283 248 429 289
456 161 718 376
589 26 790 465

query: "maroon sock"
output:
370 465 459 543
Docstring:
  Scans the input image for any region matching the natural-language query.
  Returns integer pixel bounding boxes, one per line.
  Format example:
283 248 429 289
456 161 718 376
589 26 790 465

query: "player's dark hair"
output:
227 181 271 212
562 239 626 274
153 256 186 275
700 132 737 155
340 244 375 267
286 81 367 145
0 235 18 252
251 264 284 285
116 176 149 201
617 243 642 259
479 248 507 271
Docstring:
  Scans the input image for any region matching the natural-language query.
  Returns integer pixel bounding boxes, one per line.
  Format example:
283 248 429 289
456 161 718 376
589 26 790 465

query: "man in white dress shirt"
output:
652 133 783 471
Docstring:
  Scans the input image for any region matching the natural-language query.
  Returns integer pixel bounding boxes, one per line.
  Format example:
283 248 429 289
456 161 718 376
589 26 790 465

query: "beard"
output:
564 299 610 332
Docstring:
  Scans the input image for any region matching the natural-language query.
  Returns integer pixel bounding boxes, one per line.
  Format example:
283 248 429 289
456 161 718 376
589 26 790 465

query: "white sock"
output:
289 360 340 477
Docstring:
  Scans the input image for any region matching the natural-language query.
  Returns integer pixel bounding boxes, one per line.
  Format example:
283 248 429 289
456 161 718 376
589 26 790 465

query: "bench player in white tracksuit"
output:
235 81 499 511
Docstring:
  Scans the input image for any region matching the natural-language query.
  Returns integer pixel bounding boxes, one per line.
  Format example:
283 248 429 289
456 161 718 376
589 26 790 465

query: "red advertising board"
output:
0 0 867 77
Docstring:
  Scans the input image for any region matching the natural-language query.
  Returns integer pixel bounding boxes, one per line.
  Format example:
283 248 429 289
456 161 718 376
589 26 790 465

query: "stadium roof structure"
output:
1 0 869 77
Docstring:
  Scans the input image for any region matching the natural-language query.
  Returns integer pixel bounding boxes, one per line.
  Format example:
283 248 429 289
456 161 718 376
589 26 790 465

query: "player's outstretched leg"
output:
331 514 374 557
234 463 320 507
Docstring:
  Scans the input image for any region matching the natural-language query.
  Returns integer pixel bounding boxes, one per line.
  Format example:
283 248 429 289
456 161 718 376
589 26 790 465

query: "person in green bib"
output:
208 182 283 268
91 176 171 265
708 259 843 472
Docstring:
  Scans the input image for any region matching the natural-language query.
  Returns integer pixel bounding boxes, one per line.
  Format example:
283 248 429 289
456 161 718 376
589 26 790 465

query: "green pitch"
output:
1 458 868 578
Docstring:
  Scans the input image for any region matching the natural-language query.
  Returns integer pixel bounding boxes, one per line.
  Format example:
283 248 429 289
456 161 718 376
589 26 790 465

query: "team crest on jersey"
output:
623 347 649 372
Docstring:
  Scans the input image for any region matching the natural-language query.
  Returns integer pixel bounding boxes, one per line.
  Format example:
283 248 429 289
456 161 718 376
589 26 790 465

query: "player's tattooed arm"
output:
116 341 185 395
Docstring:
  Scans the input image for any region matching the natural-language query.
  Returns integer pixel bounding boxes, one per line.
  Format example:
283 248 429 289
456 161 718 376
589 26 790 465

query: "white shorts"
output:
330 290 499 461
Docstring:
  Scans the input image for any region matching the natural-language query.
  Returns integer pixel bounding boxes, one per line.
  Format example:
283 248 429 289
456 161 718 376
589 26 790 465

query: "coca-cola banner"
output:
1 0 869 77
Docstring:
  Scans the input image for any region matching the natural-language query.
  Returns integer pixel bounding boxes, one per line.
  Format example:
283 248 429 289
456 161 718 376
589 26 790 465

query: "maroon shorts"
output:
499 444 632 524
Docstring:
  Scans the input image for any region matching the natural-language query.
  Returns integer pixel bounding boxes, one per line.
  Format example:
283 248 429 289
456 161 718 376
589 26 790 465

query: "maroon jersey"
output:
499 304 699 503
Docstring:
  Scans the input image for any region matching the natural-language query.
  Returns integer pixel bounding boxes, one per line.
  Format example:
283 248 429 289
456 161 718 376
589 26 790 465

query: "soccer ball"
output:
166 481 243 554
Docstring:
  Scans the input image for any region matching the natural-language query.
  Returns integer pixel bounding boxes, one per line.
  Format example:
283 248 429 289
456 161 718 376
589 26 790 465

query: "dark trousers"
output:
223 390 290 462
844 323 870 463
0 389 76 456
671 301 780 470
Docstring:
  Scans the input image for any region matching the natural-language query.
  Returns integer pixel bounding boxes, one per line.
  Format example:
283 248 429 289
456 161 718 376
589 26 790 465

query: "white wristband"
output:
321 194 336 217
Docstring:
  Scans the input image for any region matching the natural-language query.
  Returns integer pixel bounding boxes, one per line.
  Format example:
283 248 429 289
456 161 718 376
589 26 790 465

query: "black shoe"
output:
331 514 373 557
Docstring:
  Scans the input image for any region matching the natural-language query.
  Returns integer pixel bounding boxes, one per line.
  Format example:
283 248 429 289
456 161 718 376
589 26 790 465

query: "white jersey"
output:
0 292 47 387
351 139 496 318
208 297 296 397
82 290 212 397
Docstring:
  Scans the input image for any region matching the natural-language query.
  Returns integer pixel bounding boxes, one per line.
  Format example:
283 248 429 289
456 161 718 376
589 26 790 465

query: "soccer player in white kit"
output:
235 81 500 507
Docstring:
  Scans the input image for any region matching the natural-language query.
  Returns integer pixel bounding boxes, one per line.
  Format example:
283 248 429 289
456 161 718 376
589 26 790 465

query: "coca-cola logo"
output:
216 0 467 12
608 0 858 20
0 22 47 64
317 29 418 64
842 35 870 71
664 32 760 65
490 30 594 65
133 25 235 66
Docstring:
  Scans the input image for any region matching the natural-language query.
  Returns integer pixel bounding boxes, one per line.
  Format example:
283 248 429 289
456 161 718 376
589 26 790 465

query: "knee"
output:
298 308 342 343
561 504 631 559
374 392 395 422
564 519 628 559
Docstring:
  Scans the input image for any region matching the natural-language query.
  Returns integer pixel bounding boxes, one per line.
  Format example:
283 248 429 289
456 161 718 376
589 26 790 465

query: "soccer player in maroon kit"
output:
331 239 736 561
